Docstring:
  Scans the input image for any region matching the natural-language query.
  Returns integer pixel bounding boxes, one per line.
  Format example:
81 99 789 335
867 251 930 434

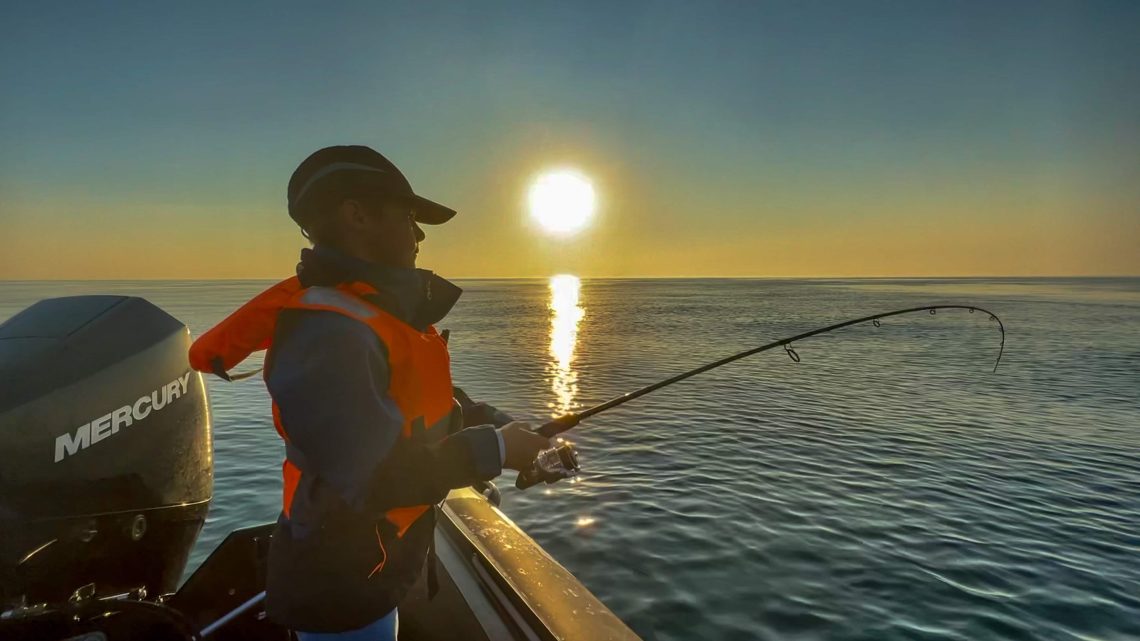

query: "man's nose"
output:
413 222 426 242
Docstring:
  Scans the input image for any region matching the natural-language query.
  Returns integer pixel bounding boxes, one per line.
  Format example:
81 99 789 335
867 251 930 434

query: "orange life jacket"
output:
271 282 459 542
190 277 459 567
193 273 467 631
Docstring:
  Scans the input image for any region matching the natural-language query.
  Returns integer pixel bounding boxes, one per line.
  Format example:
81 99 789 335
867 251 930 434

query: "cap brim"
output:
411 194 456 225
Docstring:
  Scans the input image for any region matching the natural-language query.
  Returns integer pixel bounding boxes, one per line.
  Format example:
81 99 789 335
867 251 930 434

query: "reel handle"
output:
515 468 539 490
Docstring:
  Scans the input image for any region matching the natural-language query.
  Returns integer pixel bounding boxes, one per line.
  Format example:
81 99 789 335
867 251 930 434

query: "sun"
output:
528 169 596 235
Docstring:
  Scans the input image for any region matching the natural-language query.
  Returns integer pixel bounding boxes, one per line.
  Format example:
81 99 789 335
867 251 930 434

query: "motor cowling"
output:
0 296 212 608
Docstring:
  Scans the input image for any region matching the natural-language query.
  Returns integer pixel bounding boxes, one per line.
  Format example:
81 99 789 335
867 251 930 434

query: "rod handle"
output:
536 413 580 438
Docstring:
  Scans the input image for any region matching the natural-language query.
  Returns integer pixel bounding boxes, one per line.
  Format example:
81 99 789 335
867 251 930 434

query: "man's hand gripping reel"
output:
515 414 582 490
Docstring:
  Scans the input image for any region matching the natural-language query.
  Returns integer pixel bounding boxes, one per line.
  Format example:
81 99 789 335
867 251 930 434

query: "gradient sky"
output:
2 1 1138 279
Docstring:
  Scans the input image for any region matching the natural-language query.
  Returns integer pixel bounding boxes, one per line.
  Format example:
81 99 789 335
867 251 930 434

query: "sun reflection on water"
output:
547 274 584 417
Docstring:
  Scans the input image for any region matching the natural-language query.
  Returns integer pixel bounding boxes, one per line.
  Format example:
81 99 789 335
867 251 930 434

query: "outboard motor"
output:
0 296 212 611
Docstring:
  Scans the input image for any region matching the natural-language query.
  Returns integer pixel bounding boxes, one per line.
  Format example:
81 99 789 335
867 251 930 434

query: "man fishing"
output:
192 144 551 640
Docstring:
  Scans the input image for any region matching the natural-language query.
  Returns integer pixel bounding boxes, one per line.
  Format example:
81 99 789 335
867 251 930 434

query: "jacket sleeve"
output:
266 310 503 516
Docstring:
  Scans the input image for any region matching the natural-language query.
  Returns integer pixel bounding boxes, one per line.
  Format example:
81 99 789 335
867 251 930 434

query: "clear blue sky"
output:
2 1 1137 278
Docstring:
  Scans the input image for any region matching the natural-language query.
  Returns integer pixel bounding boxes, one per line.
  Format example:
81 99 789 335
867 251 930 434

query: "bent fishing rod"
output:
516 304 1006 490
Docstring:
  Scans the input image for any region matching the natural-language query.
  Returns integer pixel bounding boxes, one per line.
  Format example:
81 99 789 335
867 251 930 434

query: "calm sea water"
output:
2 278 1138 641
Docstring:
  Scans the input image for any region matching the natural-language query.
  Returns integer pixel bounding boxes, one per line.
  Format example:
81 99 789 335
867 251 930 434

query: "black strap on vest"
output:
210 356 233 382
210 355 264 382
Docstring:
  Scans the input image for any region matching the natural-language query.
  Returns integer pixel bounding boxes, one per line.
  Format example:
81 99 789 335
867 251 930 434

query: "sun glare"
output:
528 170 596 235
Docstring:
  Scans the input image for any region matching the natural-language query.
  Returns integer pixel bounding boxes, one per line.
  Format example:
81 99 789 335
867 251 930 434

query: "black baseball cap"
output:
287 145 456 227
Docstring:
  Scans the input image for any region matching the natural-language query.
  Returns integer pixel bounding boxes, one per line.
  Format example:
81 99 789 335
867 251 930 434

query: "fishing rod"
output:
516 304 1006 490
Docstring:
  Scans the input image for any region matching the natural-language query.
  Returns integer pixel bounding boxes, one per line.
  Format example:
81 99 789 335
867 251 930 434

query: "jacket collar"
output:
297 245 462 330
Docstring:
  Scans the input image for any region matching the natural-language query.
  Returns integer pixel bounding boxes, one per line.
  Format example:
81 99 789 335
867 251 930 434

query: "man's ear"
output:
338 198 369 230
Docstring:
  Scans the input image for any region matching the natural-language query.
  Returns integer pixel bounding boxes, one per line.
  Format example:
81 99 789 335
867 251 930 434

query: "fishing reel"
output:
516 439 581 490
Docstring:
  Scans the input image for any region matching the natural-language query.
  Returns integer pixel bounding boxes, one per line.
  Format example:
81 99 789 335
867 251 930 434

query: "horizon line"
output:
3 274 1139 283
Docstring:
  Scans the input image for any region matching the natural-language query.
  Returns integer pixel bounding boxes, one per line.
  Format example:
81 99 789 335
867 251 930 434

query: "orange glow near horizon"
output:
1 171 1138 279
